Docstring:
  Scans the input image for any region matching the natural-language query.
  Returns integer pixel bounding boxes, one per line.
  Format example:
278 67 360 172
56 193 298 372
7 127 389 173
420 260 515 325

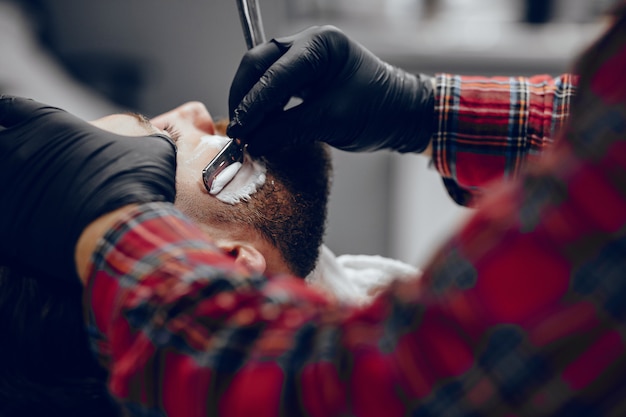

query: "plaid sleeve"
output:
432 73 578 206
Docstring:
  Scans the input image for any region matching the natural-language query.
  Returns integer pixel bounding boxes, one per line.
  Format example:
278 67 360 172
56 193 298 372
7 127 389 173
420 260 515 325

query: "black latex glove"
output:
0 95 177 282
227 25 435 155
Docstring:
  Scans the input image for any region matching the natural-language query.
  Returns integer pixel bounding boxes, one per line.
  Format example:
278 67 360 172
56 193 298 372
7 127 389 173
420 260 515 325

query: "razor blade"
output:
202 138 246 194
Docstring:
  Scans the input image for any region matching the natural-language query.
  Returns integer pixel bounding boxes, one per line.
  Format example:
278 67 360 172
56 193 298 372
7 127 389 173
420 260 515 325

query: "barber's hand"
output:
227 25 435 155
0 96 176 282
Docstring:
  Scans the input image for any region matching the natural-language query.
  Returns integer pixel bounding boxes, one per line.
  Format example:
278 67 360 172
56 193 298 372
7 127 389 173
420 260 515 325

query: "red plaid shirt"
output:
85 19 626 417
433 73 577 206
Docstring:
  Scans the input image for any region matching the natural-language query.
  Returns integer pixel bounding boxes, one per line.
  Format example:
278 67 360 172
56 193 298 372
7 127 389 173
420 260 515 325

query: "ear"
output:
219 242 267 274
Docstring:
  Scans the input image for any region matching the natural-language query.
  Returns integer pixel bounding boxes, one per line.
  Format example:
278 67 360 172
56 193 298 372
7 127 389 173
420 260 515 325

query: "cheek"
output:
178 135 226 170
174 174 204 222
177 147 205 177
174 177 225 228
176 164 202 194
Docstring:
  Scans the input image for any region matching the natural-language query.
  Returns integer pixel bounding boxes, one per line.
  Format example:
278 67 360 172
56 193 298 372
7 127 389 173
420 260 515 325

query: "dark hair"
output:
0 266 122 417
255 142 333 277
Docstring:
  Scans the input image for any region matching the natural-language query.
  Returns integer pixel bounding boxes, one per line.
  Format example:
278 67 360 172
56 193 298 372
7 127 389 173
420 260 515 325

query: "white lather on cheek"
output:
209 162 242 194
201 134 230 148
215 154 266 204
184 134 230 165
194 134 267 204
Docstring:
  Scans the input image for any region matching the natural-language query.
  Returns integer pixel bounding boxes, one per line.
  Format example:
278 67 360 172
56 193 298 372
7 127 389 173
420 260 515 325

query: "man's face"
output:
90 102 289 276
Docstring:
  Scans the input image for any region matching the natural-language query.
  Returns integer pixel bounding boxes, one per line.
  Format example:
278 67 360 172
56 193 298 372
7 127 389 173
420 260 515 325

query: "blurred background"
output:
1 0 613 267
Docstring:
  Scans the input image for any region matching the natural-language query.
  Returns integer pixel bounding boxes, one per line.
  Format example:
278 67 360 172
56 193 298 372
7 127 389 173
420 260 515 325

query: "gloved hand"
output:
227 25 435 155
0 95 177 282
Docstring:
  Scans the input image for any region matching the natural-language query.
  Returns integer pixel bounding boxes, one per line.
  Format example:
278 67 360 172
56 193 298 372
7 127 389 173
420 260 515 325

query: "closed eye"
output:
124 111 182 143
161 123 182 144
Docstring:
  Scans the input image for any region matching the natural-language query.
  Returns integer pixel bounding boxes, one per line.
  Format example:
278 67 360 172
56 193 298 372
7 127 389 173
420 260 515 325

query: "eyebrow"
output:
125 112 155 132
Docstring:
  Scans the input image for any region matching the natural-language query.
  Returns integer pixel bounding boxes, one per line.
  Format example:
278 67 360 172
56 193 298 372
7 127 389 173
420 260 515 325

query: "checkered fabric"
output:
85 10 626 417
433 73 577 206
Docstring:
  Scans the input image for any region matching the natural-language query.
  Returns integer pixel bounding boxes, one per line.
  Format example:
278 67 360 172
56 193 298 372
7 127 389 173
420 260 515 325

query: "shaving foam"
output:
209 162 242 194
199 134 266 204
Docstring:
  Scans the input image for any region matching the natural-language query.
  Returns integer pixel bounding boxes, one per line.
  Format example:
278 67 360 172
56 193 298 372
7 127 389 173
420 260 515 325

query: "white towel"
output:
306 245 421 306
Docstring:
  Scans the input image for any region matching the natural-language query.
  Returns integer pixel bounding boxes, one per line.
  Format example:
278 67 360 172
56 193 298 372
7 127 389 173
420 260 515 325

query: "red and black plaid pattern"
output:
433 73 578 206
85 11 626 417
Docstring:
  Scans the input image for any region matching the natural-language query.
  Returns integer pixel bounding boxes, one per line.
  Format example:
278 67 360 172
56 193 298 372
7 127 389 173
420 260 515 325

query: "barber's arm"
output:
227 26 577 207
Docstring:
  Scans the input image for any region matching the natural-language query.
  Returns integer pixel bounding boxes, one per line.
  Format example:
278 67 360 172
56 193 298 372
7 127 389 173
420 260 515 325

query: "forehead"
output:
91 113 158 136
